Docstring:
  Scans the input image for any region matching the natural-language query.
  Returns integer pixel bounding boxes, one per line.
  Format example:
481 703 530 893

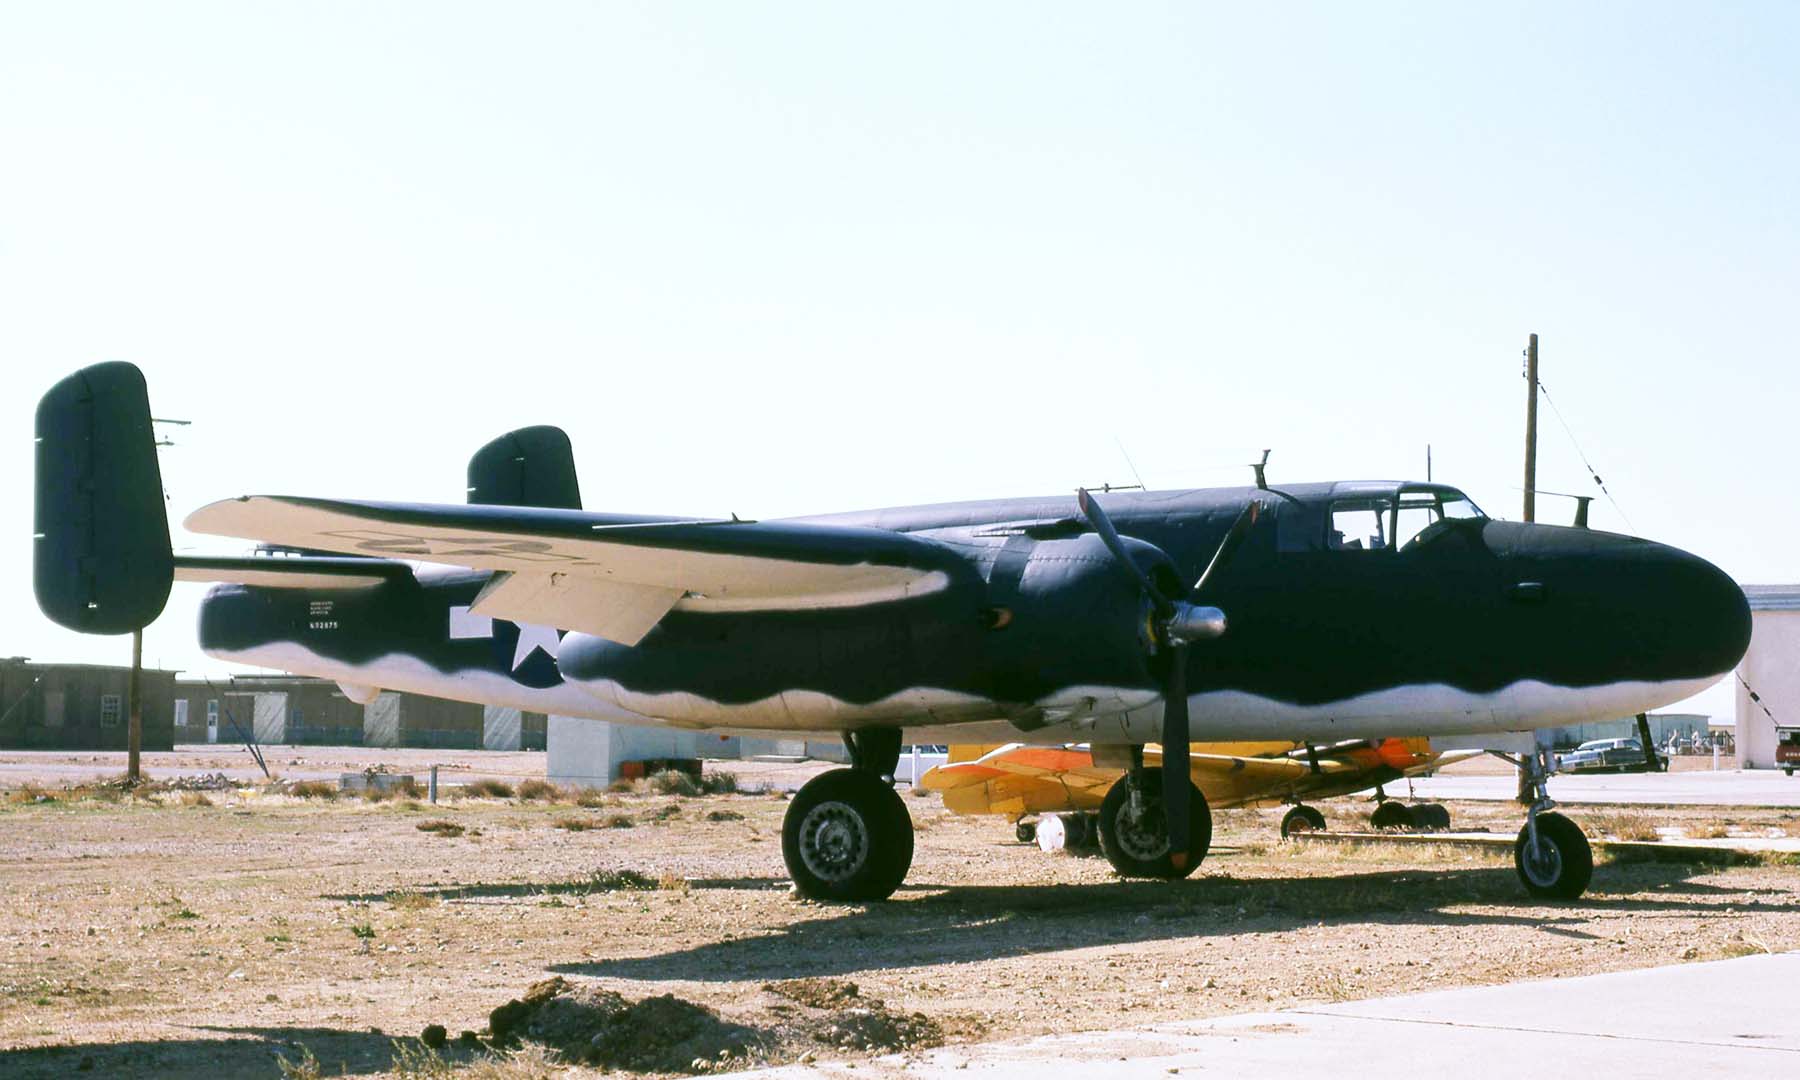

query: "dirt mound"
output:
763 977 862 1010
489 977 764 1072
483 975 944 1073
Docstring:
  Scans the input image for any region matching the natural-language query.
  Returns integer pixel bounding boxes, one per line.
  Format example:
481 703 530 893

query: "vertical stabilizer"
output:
466 425 582 510
34 362 174 634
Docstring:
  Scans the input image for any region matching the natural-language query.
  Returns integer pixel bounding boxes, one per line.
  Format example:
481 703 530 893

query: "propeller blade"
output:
1077 488 1167 613
1191 501 1261 597
1161 642 1191 869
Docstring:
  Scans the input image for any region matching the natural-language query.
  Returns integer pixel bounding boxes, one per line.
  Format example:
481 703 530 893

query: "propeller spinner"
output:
1076 489 1260 870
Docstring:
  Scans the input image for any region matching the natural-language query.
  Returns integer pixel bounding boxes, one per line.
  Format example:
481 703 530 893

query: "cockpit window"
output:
1395 487 1487 549
1330 499 1390 551
1330 488 1486 552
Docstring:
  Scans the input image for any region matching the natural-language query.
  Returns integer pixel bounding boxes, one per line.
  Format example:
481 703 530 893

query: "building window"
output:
100 694 122 728
174 700 188 728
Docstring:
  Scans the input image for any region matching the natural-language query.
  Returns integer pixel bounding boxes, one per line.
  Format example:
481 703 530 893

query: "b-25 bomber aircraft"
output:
34 364 1751 902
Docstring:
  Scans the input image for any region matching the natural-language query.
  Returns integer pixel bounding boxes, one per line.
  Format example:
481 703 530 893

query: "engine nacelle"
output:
979 532 1168 712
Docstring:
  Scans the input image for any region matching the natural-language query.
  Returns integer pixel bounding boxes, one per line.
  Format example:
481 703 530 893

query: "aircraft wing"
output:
924 739 1469 818
920 744 1121 817
185 496 970 645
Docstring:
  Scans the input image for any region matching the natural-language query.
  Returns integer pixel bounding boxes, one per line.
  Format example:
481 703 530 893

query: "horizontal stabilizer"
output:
172 555 413 590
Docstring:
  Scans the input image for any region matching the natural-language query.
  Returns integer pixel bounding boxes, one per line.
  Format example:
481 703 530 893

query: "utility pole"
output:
1523 333 1539 523
127 629 143 784
1518 332 1540 803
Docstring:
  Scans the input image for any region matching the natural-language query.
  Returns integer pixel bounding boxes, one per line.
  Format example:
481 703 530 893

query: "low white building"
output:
1736 585 1800 769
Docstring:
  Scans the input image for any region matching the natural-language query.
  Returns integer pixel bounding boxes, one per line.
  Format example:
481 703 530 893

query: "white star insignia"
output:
511 623 562 671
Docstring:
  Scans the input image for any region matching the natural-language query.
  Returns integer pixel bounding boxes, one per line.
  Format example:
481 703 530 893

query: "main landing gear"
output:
781 728 914 901
1502 746 1594 900
1096 755 1212 880
1367 793 1452 831
1280 804 1326 838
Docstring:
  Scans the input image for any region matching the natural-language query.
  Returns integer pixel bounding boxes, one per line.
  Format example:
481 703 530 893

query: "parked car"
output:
1557 737 1668 774
1777 729 1800 777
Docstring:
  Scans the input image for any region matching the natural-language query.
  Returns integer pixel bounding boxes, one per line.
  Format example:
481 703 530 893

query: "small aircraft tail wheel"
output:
1410 803 1451 831
1097 773 1211 880
782 768 914 902
1369 800 1415 829
1015 820 1038 844
1514 811 1594 900
1280 805 1327 838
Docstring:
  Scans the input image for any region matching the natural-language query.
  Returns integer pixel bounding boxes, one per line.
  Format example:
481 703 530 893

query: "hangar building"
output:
1736 585 1800 770
0 659 177 751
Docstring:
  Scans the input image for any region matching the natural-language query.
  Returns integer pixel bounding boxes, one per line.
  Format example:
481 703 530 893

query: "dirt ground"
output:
1 772 1797 1079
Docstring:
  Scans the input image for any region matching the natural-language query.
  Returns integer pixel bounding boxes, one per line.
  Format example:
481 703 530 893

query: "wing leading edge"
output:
185 496 972 645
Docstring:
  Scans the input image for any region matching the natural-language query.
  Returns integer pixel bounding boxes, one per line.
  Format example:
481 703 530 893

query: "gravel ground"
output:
0 774 1796 1079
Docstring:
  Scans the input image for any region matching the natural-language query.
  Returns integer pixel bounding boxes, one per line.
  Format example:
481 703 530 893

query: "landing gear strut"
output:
1097 757 1211 880
782 728 913 901
1500 746 1593 900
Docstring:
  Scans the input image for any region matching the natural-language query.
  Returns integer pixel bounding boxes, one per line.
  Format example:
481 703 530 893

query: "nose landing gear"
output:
1499 746 1594 900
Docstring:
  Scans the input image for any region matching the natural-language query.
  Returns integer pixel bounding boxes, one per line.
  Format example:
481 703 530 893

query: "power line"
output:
1533 379 1634 531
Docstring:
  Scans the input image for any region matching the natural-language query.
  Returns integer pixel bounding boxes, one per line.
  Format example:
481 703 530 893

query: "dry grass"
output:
603 814 635 829
648 769 702 797
656 871 690 892
552 816 595 832
386 889 439 911
705 809 745 822
177 792 213 808
1590 811 1662 842
287 781 338 800
700 770 740 795
5 784 57 805
462 779 516 799
516 779 562 802
574 789 612 809
415 819 466 838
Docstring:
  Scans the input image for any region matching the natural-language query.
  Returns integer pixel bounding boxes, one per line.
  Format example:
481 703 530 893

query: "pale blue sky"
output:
3 2 1795 719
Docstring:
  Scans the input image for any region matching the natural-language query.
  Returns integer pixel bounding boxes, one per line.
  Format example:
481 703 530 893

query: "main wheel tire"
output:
1369 800 1416 829
1280 805 1327 838
782 768 914 901
1410 803 1452 830
1514 811 1594 900
1097 773 1211 880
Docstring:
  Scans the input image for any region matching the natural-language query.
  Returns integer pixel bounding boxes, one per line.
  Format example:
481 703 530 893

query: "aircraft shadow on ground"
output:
547 860 1784 984
0 1025 404 1080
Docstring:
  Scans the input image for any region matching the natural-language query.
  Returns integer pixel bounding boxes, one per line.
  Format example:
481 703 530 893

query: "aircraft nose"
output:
1492 523 1750 682
1617 539 1751 677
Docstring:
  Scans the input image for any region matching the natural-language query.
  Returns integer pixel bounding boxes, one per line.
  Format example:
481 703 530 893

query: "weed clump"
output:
648 770 701 797
603 815 635 829
288 781 338 800
463 779 516 800
699 770 739 795
517 779 562 802
553 816 595 832
416 819 466 838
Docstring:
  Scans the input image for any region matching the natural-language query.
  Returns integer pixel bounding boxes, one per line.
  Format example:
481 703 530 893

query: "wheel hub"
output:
1115 796 1170 862
1521 834 1563 886
797 800 870 883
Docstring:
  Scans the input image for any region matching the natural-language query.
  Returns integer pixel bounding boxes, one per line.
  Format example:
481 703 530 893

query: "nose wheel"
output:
1496 746 1594 899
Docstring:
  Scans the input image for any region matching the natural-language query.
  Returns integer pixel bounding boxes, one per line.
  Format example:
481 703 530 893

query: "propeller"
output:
1077 490 1260 870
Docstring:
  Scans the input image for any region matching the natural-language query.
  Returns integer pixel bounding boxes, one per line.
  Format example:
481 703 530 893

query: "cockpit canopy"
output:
1277 483 1486 553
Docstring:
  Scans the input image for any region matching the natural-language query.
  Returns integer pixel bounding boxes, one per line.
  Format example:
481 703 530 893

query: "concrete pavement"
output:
1410 768 1800 807
735 952 1800 1079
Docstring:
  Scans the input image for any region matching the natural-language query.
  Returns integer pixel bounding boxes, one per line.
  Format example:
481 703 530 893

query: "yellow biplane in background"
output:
921 739 1479 851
